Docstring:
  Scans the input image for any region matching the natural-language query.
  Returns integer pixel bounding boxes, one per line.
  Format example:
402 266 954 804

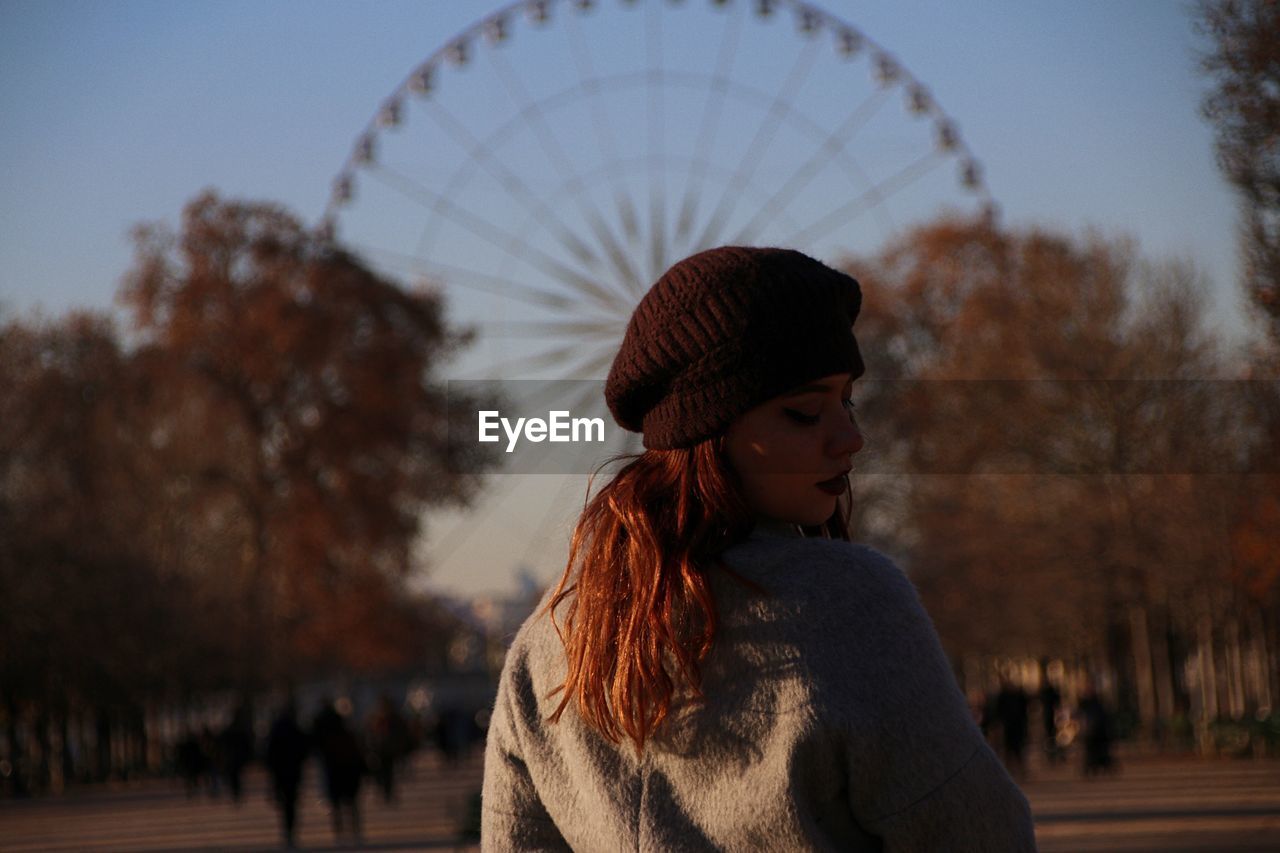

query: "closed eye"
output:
783 408 820 425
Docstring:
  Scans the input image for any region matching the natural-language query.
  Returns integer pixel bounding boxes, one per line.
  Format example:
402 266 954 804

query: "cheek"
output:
729 429 822 475
741 472 836 525
726 416 834 523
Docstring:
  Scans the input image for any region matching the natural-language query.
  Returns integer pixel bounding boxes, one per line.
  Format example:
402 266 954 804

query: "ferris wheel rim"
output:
319 0 1003 581
320 0 998 239
375 70 934 268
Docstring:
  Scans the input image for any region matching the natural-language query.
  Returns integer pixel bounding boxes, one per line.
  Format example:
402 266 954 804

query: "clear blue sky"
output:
0 1 1242 326
0 0 1247 595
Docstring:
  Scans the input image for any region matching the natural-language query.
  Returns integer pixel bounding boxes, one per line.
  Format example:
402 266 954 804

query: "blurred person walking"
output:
435 705 473 767
1078 679 1116 777
199 725 221 797
367 693 412 804
175 728 207 799
313 699 366 842
995 674 1031 780
481 247 1036 851
265 700 309 849
1038 665 1064 767
218 704 254 805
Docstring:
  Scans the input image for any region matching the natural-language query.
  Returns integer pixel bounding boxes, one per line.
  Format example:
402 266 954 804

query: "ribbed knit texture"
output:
481 532 1038 852
605 247 865 449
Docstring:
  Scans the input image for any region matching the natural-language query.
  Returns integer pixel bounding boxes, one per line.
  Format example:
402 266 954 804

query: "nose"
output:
828 413 864 458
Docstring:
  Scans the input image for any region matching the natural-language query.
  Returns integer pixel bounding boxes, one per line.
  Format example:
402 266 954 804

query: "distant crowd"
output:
970 673 1117 782
174 694 484 848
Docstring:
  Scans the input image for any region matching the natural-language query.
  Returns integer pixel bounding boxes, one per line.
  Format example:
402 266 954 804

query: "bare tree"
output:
1198 0 1280 340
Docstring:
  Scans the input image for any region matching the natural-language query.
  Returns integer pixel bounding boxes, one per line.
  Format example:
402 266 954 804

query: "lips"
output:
814 471 850 496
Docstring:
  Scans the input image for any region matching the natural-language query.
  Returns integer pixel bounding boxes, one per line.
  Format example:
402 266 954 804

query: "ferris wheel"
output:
321 0 996 587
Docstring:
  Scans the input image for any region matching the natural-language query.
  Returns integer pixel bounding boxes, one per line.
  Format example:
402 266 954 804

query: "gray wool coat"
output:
481 530 1037 852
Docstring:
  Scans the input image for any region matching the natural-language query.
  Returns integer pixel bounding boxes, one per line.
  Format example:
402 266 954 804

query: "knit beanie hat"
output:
605 246 864 449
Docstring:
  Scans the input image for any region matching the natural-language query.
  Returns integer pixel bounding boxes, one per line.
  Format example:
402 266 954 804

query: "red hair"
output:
544 439 851 753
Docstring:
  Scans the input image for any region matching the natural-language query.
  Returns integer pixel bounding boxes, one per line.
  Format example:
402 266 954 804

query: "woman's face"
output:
725 372 864 527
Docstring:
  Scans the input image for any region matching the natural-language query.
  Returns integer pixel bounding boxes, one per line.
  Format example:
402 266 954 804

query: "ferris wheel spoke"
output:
498 216 624 316
490 343 615 388
565 11 621 167
503 168 645 301
479 342 590 380
513 472 587 572
343 241 575 312
486 319 624 339
486 49 638 306
545 379 595 413
536 338 618 383
645 0 667 281
603 218 647 297
692 42 821 252
579 197 648 301
562 13 649 297
423 479 538 571
673 3 743 255
782 148 947 246
366 162 627 315
501 373 596 415
730 85 893 246
613 190 647 293
528 148 814 269
560 375 612 423
648 184 669 284
421 98 616 289
558 348 617 383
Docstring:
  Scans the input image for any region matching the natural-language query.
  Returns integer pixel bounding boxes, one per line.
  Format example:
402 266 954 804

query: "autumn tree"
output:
849 217 1270 733
851 221 1142 659
120 191 492 679
1198 0 1280 339
1197 1 1280 727
0 193 492 791
0 313 233 788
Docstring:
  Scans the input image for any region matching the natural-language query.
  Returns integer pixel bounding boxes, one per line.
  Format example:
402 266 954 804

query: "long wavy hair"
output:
543 437 851 753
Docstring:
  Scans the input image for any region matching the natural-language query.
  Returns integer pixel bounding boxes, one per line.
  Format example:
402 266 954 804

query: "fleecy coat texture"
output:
482 532 1038 852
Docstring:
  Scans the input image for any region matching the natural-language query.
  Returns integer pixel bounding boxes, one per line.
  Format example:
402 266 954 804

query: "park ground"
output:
1 746 1278 851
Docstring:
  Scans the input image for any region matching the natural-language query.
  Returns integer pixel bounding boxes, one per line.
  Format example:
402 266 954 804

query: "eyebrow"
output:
778 376 860 397
781 383 842 398
781 385 826 397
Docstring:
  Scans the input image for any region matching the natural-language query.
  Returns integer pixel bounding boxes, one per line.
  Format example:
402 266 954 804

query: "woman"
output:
482 247 1036 851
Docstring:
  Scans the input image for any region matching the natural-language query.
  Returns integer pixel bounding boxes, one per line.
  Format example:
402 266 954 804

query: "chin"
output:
787 500 838 528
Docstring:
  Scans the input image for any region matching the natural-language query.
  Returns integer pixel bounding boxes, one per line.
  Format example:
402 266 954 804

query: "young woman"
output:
482 247 1037 851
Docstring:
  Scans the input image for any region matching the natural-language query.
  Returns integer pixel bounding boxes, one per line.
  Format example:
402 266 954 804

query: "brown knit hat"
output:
605 246 864 449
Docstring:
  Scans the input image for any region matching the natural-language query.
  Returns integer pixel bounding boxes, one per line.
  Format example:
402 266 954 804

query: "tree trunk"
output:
34 710 52 793
1226 615 1247 718
1150 603 1177 738
1268 606 1280 712
1197 610 1218 752
1129 603 1158 735
95 707 112 781
4 698 28 796
51 714 70 794
1247 606 1272 714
